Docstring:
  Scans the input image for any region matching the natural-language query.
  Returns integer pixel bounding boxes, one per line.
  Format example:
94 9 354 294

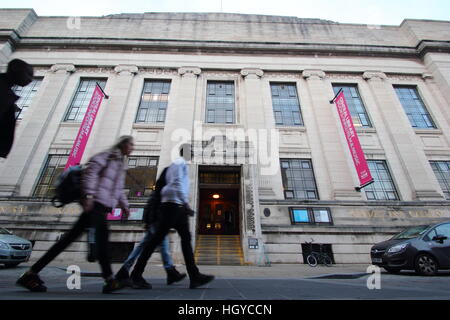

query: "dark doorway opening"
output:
198 166 240 236
198 188 239 235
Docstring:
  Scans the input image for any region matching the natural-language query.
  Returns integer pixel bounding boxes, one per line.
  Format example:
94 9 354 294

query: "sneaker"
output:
102 278 126 294
166 267 187 285
131 276 152 289
16 272 47 292
189 273 215 289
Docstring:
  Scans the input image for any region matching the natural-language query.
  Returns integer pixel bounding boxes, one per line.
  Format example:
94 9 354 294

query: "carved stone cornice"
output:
50 64 76 74
178 67 201 77
240 68 264 79
363 71 387 81
302 69 326 80
114 65 138 75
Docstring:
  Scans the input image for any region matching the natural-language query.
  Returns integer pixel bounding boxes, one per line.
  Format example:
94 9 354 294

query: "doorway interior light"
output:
212 194 220 199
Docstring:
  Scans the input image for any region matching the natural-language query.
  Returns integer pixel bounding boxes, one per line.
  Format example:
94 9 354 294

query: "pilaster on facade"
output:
301 69 362 200
84 65 138 154
1 65 76 196
240 67 283 201
363 70 445 201
157 67 201 169
178 66 202 78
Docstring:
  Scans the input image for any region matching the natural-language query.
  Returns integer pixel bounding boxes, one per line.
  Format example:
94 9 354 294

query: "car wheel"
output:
383 267 401 274
415 254 438 276
4 262 20 268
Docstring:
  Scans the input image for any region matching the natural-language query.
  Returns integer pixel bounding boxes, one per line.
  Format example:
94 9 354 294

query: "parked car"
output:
371 222 450 276
0 227 33 268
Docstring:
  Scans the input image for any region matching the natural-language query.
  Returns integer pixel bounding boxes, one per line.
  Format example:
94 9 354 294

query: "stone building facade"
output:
0 9 449 265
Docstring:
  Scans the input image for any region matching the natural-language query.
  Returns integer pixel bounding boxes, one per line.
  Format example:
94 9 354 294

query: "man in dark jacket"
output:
0 59 34 158
115 167 187 288
130 144 215 289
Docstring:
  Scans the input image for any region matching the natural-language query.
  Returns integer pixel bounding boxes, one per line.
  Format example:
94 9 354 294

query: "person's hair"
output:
7 59 32 74
113 135 134 150
179 143 191 157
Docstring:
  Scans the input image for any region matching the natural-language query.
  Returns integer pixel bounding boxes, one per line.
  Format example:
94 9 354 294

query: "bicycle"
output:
305 239 333 267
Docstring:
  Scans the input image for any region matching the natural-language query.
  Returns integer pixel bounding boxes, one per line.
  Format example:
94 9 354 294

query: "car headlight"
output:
0 241 10 249
387 243 409 254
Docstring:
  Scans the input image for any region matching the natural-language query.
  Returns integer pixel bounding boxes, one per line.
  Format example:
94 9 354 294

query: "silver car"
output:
0 227 32 267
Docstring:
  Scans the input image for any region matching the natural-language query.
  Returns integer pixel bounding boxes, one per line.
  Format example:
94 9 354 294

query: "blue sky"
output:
0 0 449 25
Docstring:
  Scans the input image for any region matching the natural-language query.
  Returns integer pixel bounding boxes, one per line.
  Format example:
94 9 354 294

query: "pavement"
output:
1 259 450 300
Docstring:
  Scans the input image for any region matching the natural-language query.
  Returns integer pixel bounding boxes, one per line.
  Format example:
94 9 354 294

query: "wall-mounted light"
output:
212 194 220 199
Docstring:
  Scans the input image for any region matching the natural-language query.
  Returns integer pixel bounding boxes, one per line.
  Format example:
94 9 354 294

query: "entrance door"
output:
198 188 239 235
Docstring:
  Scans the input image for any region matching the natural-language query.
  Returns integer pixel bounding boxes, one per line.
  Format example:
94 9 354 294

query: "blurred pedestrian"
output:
0 59 34 158
115 167 187 288
129 144 215 289
16 135 134 293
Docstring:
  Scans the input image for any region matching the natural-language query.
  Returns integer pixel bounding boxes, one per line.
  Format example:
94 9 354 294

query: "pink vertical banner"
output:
333 90 373 189
64 84 106 170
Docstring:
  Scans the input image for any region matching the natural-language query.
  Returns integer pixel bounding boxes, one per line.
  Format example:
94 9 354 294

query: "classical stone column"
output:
241 68 285 201
157 67 201 244
239 68 273 263
83 65 138 157
157 67 201 168
302 70 362 200
0 64 76 196
363 71 444 201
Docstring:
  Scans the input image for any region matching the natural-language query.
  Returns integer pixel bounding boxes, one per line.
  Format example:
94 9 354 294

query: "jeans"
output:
31 202 113 279
121 224 173 272
131 202 199 279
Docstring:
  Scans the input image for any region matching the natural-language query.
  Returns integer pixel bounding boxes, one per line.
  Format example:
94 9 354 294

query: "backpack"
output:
51 153 114 208
51 165 83 208
143 167 168 225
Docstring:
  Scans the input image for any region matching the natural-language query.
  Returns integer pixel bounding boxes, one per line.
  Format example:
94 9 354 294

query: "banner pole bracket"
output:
96 82 109 99
329 88 343 104
355 179 374 192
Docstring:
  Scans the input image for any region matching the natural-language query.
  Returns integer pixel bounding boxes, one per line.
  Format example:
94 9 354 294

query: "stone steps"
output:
195 235 244 266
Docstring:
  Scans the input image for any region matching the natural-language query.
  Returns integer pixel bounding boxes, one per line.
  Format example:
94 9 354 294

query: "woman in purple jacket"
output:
16 136 134 293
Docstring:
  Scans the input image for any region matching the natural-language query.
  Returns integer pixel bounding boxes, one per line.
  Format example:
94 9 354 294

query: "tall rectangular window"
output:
430 161 450 199
13 79 42 120
270 83 304 126
64 79 106 122
280 159 319 200
365 160 399 200
135 80 171 123
125 156 159 198
206 81 235 124
394 86 436 129
332 84 372 128
33 154 69 197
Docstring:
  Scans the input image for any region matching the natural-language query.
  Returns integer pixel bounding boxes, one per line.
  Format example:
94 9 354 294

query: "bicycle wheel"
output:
307 254 318 267
323 255 333 267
